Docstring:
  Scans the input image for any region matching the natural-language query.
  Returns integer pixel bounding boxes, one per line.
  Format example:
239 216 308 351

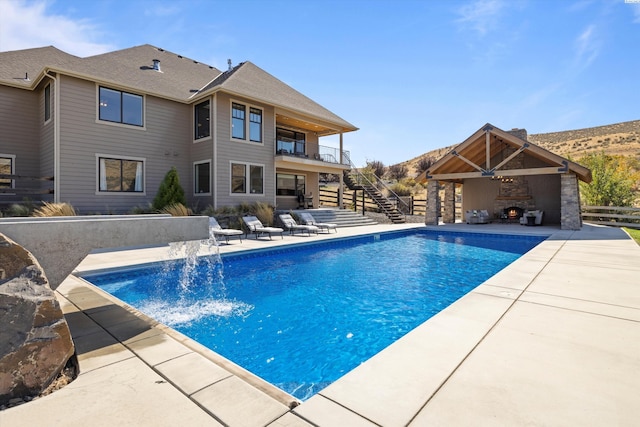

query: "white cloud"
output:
574 24 601 69
455 0 506 36
0 0 113 56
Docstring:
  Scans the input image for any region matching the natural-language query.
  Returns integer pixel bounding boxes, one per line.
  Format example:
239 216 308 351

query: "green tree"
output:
153 167 186 210
579 152 639 207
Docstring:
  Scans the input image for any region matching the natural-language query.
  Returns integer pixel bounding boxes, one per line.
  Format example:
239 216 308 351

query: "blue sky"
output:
1 0 639 167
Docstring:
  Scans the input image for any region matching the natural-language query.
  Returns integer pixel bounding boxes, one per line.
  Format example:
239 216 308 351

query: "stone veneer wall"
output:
493 147 536 215
442 182 456 224
561 173 582 230
425 180 439 225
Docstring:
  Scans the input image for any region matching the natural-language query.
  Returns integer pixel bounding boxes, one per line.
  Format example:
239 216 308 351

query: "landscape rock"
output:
0 233 75 407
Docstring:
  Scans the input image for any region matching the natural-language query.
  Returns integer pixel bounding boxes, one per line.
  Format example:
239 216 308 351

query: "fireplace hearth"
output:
504 206 524 222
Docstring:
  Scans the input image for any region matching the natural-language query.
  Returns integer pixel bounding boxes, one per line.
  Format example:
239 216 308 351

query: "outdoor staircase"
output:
291 208 378 227
343 170 406 224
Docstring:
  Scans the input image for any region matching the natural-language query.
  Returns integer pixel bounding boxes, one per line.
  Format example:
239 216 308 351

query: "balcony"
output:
275 143 351 173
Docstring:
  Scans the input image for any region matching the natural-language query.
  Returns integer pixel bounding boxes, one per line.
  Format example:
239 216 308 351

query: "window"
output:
99 87 143 126
276 127 306 155
194 161 211 194
232 102 263 143
231 103 245 139
98 157 144 192
249 107 262 142
276 173 305 196
0 156 14 189
194 100 210 140
231 162 263 194
44 84 51 122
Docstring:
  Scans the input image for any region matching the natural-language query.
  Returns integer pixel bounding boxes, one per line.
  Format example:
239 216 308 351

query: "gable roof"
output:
0 44 357 135
195 61 357 134
418 123 592 183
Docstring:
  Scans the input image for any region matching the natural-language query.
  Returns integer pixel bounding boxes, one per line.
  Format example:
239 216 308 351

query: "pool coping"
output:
2 222 639 426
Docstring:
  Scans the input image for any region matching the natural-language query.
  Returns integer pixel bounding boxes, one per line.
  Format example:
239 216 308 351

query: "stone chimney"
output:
507 128 528 141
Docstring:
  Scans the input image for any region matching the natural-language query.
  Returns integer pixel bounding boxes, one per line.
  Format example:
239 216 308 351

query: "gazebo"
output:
418 124 592 230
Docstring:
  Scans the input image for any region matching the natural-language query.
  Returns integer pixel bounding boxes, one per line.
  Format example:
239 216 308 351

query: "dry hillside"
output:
400 119 640 177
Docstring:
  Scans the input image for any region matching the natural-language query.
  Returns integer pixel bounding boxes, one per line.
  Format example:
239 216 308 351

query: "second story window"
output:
249 107 262 142
276 128 306 155
99 86 143 126
232 103 245 139
232 102 263 143
44 84 51 122
194 100 210 140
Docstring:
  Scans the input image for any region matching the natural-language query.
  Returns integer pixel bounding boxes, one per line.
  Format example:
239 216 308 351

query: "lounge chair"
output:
208 217 243 244
520 210 544 226
298 212 338 233
242 215 284 240
278 214 319 236
466 209 490 224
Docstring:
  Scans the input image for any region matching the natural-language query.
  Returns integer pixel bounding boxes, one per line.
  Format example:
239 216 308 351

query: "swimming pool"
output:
83 229 545 401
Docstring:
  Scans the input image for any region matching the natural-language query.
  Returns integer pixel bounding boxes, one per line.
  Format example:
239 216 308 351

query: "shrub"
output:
128 203 155 214
390 183 412 196
32 202 76 217
387 163 408 181
160 203 191 216
153 167 186 211
6 203 32 217
253 202 274 226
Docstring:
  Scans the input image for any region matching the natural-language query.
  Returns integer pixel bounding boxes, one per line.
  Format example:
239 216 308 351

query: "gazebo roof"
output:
417 123 592 184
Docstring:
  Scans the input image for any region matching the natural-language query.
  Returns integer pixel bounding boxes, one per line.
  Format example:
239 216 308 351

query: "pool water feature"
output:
83 230 545 401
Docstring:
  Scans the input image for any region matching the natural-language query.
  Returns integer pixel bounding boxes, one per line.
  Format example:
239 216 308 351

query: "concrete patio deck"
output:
1 222 639 426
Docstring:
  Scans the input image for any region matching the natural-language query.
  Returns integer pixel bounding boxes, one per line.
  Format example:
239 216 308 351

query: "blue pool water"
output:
83 229 545 400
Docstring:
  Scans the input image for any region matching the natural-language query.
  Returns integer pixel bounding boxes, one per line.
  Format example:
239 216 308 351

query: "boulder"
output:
0 233 75 406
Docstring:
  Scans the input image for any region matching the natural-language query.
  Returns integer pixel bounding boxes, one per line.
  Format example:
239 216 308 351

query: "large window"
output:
98 157 144 192
0 155 14 189
276 127 305 155
194 161 211 194
249 107 262 142
44 84 51 122
231 103 245 139
232 102 263 143
276 173 305 196
99 87 143 126
231 162 263 194
194 100 210 140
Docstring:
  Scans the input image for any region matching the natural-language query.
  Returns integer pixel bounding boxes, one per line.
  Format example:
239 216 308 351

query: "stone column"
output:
561 173 581 230
442 182 456 223
425 180 440 225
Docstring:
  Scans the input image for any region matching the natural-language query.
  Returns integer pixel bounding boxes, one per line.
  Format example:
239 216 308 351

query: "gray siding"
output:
0 85 40 202
214 92 276 209
58 75 192 214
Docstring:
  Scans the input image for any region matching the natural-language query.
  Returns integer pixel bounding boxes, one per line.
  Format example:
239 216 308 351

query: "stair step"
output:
291 209 378 228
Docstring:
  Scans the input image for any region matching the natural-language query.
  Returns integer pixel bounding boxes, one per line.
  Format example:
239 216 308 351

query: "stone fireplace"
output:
493 147 535 216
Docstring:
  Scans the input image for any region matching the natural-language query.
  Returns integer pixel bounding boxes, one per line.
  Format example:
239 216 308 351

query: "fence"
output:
319 186 461 218
581 206 640 229
0 174 54 207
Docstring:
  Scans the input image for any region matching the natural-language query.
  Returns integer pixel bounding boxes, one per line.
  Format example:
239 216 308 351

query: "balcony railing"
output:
275 143 350 166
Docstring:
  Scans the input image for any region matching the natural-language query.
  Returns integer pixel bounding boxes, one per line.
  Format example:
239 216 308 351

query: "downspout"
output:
44 70 60 203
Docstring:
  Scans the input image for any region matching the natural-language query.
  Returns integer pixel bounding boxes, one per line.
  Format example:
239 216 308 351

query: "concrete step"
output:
291 208 378 228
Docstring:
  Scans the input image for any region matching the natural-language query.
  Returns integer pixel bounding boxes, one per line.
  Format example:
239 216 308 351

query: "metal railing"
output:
275 142 350 166
342 153 411 214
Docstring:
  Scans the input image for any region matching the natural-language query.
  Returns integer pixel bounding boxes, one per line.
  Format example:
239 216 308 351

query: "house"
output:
417 124 592 230
0 45 358 214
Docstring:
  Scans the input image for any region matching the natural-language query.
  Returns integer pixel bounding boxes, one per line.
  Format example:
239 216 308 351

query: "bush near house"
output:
153 167 186 211
31 202 76 217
